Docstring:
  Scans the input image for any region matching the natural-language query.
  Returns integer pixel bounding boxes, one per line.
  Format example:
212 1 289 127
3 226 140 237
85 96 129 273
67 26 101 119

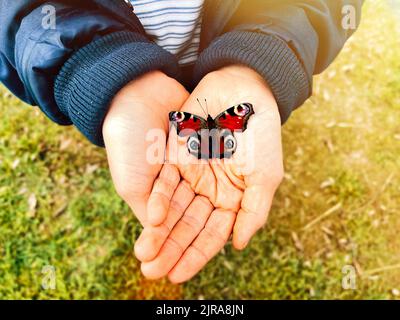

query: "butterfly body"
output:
206 115 216 129
169 103 254 159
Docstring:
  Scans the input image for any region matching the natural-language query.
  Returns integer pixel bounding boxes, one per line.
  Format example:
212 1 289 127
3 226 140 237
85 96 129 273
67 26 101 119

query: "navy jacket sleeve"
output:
194 0 364 124
0 0 180 146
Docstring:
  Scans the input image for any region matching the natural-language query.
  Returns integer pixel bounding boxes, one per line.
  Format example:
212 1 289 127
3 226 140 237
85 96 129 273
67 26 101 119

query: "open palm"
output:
135 65 284 282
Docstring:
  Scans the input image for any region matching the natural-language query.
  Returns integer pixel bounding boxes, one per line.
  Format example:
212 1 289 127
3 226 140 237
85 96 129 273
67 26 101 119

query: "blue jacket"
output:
0 0 363 146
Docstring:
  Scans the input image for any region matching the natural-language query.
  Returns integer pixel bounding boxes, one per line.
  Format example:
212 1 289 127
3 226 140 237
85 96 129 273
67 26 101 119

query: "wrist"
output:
103 70 188 139
218 64 265 83
214 64 279 116
54 31 181 147
194 31 310 124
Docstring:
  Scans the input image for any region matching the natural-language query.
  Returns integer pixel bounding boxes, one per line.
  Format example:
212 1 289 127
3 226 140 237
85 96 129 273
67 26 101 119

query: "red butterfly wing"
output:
214 103 254 131
169 112 207 136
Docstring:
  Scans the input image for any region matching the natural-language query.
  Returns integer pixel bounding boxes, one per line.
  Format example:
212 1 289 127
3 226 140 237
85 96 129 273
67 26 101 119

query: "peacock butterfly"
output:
169 102 254 159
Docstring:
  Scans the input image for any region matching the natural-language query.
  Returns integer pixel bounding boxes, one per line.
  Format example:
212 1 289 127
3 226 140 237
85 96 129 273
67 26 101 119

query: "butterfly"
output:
169 102 254 159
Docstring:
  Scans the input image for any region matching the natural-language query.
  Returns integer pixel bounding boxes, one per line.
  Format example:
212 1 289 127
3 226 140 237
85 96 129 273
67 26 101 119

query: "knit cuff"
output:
54 31 181 147
194 31 311 124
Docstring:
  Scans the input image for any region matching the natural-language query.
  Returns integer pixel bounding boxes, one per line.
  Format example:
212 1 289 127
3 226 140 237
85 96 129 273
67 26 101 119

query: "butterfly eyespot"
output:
172 112 185 122
187 135 200 153
224 135 237 152
234 104 249 116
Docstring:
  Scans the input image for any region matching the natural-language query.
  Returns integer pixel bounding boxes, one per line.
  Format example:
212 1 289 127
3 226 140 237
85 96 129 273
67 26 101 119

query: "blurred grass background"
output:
0 0 399 299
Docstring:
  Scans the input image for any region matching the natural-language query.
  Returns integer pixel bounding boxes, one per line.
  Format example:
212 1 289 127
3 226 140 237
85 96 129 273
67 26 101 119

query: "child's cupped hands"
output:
134 65 284 283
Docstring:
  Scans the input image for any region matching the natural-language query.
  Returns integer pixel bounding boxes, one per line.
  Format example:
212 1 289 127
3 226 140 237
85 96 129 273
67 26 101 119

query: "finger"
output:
232 185 274 250
135 181 194 261
168 209 236 283
147 164 180 226
141 196 213 279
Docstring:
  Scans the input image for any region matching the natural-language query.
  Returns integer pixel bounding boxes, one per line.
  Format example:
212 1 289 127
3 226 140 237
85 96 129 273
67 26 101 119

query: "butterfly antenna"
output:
204 98 209 115
197 98 208 117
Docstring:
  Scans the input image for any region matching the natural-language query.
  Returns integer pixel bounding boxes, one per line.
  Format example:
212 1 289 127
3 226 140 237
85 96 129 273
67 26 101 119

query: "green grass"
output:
0 0 399 299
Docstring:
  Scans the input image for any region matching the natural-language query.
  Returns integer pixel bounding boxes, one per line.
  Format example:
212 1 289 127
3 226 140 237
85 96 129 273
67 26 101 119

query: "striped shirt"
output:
129 0 204 66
